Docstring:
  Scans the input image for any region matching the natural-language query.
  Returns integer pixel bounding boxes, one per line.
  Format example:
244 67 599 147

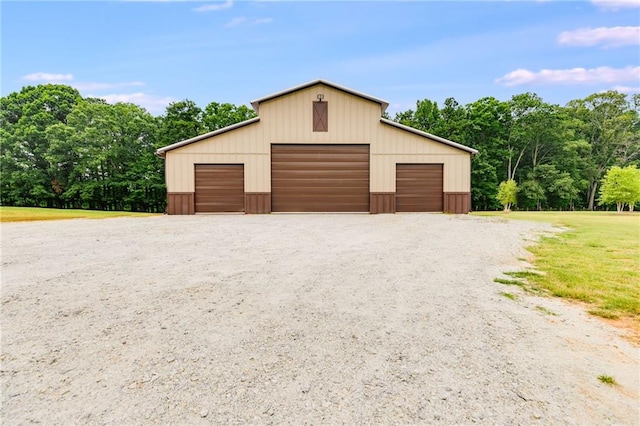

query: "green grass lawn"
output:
474 211 640 323
0 206 159 222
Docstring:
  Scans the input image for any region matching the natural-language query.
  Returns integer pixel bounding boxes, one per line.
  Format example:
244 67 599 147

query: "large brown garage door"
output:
271 145 370 212
194 164 244 213
396 164 443 212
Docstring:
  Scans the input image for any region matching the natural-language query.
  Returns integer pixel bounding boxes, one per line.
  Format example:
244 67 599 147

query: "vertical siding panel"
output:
372 156 380 192
347 97 354 141
166 155 174 192
186 156 194 192
443 159 450 193
176 155 183 191
246 157 253 193
244 158 250 192
172 156 179 192
176 155 183 192
253 157 260 192
252 157 259 193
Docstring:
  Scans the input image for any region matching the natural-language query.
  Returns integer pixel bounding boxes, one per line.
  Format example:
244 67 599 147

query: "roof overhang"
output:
155 117 260 157
380 118 478 155
251 79 390 115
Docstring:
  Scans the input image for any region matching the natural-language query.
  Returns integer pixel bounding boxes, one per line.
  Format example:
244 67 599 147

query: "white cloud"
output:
73 81 145 91
20 71 174 114
20 72 145 92
558 26 640 48
90 92 176 114
224 17 246 27
611 85 640 93
224 16 272 28
496 66 640 86
591 0 640 10
193 0 233 13
22 72 74 82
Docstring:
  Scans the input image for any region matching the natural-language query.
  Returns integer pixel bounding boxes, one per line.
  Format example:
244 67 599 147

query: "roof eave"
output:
156 117 260 157
380 118 478 155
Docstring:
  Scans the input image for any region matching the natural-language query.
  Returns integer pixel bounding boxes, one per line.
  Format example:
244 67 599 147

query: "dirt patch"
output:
598 316 640 346
2 214 638 424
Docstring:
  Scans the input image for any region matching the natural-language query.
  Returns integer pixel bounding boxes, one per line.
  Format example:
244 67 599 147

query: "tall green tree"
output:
505 93 561 181
157 100 203 148
463 97 510 210
566 91 639 210
0 84 82 207
436 97 467 142
202 102 256 131
46 99 164 211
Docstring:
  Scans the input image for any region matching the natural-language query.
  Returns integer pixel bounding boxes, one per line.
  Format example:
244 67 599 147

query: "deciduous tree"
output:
496 180 518 212
203 102 256 131
600 165 640 212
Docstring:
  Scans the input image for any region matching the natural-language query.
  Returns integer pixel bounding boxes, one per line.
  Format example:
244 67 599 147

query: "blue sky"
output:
2 0 639 116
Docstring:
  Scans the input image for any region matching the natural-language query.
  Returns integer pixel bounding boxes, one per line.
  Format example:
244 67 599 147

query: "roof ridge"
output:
250 79 389 114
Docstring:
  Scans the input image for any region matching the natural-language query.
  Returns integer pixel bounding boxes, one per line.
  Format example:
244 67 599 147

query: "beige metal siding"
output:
369 124 470 193
164 83 471 195
165 121 269 193
259 84 380 144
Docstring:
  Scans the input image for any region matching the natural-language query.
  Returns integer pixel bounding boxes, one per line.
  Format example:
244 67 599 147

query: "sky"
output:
2 0 639 116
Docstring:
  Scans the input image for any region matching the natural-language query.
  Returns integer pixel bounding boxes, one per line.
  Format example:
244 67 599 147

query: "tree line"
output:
1 84 638 212
392 91 639 210
0 85 255 212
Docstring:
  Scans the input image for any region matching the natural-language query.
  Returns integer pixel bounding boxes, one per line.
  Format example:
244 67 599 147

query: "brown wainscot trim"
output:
167 192 195 215
370 193 396 214
245 193 271 214
444 192 471 214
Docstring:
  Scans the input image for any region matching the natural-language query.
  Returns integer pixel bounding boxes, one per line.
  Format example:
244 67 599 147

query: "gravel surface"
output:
1 214 638 425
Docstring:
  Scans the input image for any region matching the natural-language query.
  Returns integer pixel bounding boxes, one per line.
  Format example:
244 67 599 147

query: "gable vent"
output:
313 101 328 132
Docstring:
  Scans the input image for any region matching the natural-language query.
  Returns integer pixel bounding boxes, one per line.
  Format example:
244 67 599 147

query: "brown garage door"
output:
271 145 369 212
396 164 443 212
194 164 244 213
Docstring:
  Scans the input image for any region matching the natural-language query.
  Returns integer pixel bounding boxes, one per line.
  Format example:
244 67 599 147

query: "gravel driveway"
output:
1 214 638 424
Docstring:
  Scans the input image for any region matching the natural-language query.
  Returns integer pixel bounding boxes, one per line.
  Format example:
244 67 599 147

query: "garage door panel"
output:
273 154 370 161
195 164 244 213
272 165 369 176
273 163 369 171
271 187 369 196
271 174 369 185
396 164 443 212
277 199 369 212
271 145 370 212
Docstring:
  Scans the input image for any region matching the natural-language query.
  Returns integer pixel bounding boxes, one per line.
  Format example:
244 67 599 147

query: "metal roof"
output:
155 117 260 157
250 79 390 114
155 81 477 156
379 118 478 155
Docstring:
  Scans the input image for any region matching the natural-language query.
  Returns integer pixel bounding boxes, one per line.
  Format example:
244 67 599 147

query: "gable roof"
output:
156 81 477 156
380 118 478 155
250 79 389 114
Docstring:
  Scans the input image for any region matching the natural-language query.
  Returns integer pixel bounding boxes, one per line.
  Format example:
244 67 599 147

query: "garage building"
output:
156 80 477 214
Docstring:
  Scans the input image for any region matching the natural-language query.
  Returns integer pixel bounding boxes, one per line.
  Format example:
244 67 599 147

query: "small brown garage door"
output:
194 164 244 213
396 164 443 212
271 145 369 212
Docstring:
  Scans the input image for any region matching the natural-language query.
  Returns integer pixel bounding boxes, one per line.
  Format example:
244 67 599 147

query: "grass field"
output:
475 211 640 325
0 207 159 222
